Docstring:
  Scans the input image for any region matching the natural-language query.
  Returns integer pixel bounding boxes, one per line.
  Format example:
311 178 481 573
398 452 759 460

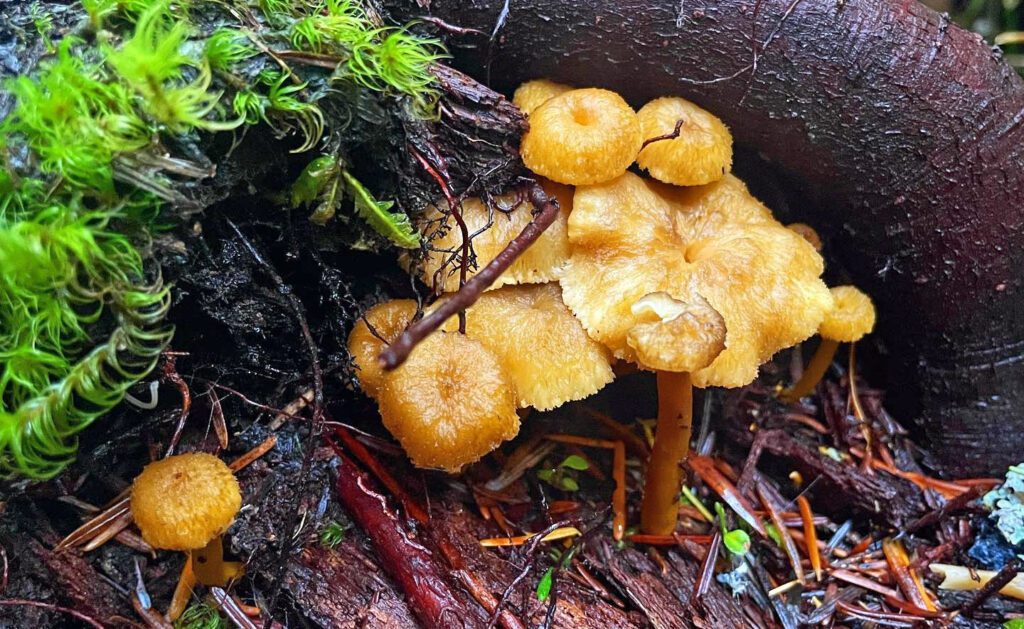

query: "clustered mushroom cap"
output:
512 79 572 116
449 283 614 411
521 88 642 186
347 299 418 398
627 292 726 373
376 331 519 471
787 223 823 251
416 181 572 293
636 97 733 186
131 453 241 551
818 285 876 342
561 171 833 388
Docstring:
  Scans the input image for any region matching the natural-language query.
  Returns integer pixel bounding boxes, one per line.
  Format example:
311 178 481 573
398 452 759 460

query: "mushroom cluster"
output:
348 79 878 538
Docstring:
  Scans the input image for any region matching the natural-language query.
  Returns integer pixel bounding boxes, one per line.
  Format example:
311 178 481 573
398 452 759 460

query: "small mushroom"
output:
376 330 519 471
636 97 733 186
347 299 418 398
521 88 642 185
131 453 243 588
787 222 823 251
781 285 876 402
559 171 832 534
416 181 572 293
450 283 615 411
512 79 572 115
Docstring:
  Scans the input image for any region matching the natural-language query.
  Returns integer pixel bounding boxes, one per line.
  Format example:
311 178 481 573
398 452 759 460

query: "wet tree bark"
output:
387 0 1024 477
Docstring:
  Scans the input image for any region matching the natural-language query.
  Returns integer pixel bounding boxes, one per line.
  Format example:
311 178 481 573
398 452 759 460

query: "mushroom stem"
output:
781 338 839 403
640 371 693 535
191 536 244 587
167 557 196 622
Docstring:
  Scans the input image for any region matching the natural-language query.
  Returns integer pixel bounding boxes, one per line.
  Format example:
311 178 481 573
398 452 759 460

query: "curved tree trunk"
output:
390 0 1024 476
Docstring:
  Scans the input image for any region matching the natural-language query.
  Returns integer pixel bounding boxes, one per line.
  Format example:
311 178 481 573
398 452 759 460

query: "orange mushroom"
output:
376 330 519 471
131 453 244 592
512 79 573 116
636 96 733 186
521 88 642 185
347 299 418 398
781 285 876 402
559 171 832 534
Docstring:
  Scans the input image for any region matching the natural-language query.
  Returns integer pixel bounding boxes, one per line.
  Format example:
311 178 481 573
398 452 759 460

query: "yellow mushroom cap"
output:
636 97 733 186
347 300 418 398
453 283 614 411
521 88 642 186
787 223 823 251
513 79 573 116
560 171 833 388
627 292 726 373
416 181 572 293
819 285 876 342
377 331 519 471
131 453 242 551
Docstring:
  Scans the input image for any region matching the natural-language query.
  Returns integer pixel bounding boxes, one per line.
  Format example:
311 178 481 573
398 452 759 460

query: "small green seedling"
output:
716 503 751 556
537 454 590 492
319 519 351 549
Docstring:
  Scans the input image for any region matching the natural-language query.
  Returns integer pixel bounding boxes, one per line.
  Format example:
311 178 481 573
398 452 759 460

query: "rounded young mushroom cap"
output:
377 331 519 471
513 79 572 116
451 283 614 411
416 181 572 293
636 97 733 186
348 300 418 398
521 88 642 185
819 285 876 342
131 453 242 551
561 171 833 388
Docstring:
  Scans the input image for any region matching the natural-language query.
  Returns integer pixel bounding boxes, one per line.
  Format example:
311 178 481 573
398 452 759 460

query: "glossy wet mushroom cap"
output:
347 300 418 398
561 171 833 387
453 283 614 411
376 331 519 471
819 285 876 342
521 88 642 185
513 79 573 115
636 97 733 186
131 452 241 551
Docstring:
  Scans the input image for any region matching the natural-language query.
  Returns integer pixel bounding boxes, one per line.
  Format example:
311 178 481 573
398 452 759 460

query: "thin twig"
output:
640 118 685 150
380 181 560 370
960 557 1023 617
0 600 105 629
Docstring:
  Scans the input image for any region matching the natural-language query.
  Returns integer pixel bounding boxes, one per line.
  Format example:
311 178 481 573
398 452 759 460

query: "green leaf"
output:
765 523 783 547
723 529 751 555
341 170 419 248
536 567 554 601
536 469 554 482
560 476 580 492
560 455 590 471
1004 620 1024 629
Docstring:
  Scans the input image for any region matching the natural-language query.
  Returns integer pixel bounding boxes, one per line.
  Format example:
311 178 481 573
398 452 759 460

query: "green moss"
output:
1 0 445 478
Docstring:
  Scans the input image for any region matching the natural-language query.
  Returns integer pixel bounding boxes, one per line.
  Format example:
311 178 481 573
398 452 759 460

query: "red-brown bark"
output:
389 0 1024 476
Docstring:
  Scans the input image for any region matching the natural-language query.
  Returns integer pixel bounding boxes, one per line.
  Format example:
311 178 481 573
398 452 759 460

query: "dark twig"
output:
486 520 570 628
161 354 191 457
640 118 685 150
959 557 1022 617
904 485 984 534
380 181 560 370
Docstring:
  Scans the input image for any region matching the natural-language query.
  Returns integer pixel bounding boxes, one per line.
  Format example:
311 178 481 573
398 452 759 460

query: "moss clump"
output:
0 0 446 478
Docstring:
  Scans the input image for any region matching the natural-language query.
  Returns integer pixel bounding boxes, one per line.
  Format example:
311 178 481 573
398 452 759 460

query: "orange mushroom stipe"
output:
130 453 243 599
781 285 876 403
